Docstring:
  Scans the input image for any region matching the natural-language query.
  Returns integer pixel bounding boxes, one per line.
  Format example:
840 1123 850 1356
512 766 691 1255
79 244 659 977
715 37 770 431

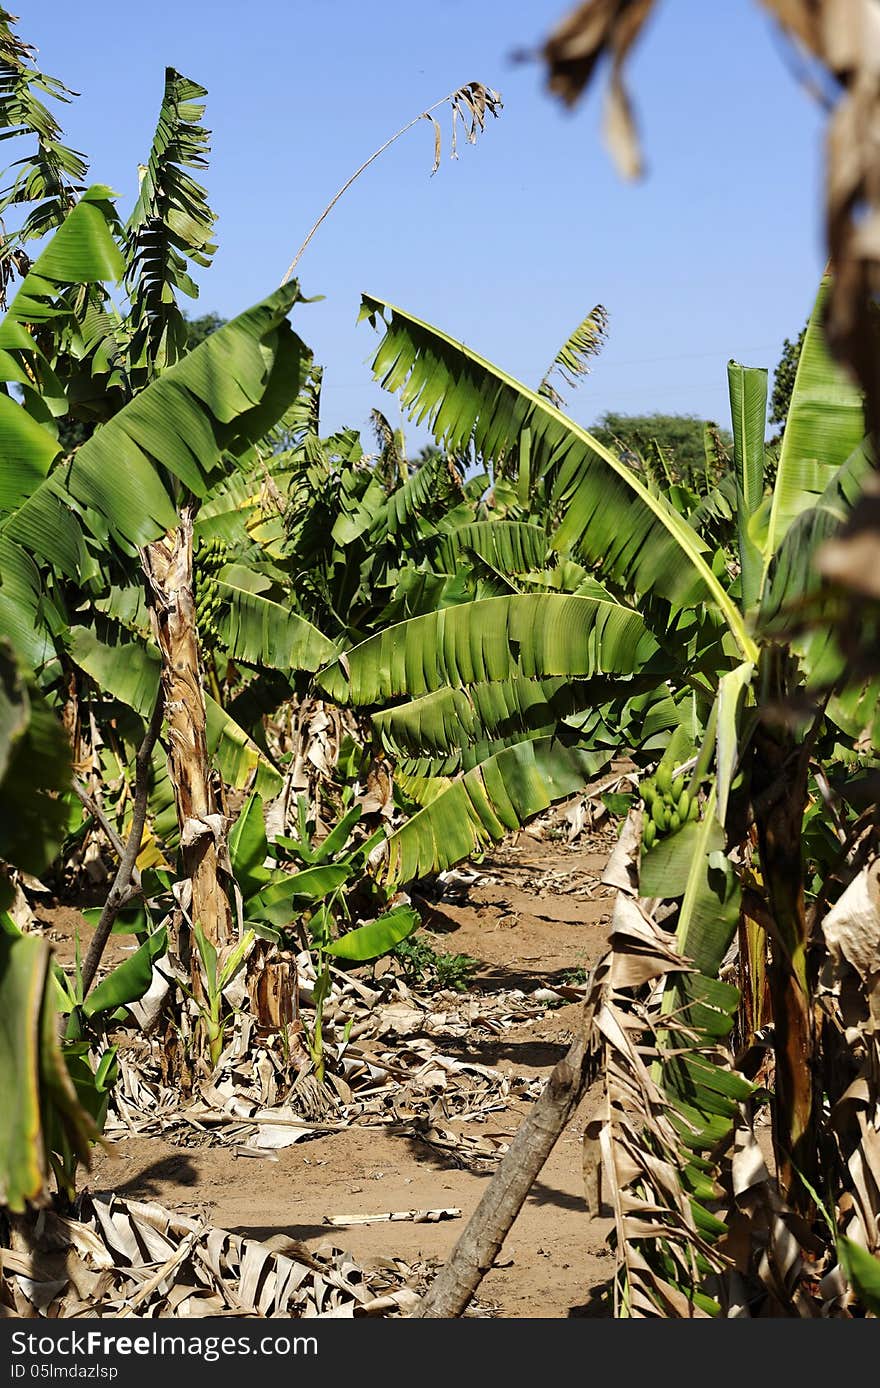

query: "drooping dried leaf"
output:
540 0 658 177
580 894 739 1316
421 82 502 173
822 857 880 1001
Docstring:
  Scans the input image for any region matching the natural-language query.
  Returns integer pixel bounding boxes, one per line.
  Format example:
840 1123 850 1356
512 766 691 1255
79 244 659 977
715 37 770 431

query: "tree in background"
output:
769 323 807 439
590 410 731 489
184 311 225 349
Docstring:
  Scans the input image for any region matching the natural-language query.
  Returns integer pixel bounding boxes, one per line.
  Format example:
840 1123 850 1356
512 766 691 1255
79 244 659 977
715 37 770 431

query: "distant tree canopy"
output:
184 311 226 348
590 411 732 489
769 325 807 437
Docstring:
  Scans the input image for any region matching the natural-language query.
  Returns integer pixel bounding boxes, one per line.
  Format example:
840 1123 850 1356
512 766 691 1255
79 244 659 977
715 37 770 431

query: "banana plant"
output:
332 269 873 1246
227 790 418 1081
0 35 332 967
228 790 417 955
184 925 254 1069
290 292 749 884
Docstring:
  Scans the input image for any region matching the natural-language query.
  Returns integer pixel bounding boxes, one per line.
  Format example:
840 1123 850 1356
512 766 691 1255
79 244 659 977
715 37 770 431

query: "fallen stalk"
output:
180 1110 348 1133
116 1224 205 1317
324 1208 461 1226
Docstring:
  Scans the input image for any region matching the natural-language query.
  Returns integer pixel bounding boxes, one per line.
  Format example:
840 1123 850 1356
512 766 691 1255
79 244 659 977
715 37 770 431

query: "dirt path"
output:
77 830 617 1317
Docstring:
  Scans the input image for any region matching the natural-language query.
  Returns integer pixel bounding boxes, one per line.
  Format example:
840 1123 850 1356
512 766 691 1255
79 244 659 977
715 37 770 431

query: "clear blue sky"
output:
31 0 825 444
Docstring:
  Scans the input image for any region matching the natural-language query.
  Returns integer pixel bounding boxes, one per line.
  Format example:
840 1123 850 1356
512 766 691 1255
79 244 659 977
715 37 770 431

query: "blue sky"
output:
32 0 826 444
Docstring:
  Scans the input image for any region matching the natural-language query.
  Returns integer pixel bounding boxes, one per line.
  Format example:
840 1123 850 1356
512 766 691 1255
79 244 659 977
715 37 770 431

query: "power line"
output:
318 343 783 389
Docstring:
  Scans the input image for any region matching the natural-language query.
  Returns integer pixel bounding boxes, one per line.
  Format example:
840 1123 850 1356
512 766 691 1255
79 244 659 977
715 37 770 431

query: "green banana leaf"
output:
0 641 71 874
82 926 168 1019
82 902 152 937
687 471 737 545
381 737 610 885
206 695 282 797
246 864 351 926
67 623 282 796
372 671 664 762
228 793 271 899
673 792 742 979
0 539 59 669
639 820 709 899
538 303 608 410
215 566 338 674
316 804 363 860
761 437 872 629
727 362 767 611
359 294 753 655
839 1238 880 1315
124 68 217 376
327 904 420 961
320 593 659 705
661 790 744 1151
2 280 308 566
761 271 865 586
437 520 550 576
0 932 94 1211
370 450 456 537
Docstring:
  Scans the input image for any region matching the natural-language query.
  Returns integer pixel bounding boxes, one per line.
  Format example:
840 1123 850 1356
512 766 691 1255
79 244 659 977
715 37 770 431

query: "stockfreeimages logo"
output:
10 1330 318 1369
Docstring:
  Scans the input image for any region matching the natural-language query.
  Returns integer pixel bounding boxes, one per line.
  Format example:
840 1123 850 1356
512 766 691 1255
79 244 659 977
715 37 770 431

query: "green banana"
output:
655 762 673 797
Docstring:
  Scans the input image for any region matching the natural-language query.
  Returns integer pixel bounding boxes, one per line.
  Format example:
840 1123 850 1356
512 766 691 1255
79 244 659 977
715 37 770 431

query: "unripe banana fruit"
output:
641 766 699 851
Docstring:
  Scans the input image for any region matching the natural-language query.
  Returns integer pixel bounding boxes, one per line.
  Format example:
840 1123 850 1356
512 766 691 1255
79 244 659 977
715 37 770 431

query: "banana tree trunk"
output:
751 649 817 1214
142 506 232 952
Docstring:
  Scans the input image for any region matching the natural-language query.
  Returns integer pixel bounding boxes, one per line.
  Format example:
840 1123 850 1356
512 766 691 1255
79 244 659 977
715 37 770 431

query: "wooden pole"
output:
416 1027 595 1318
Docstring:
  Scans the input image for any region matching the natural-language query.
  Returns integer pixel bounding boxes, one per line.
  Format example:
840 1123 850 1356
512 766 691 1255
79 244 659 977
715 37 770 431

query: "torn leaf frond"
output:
539 303 609 409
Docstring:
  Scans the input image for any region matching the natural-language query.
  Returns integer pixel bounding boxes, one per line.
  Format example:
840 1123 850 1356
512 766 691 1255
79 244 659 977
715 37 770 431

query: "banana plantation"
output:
2 2 880 1323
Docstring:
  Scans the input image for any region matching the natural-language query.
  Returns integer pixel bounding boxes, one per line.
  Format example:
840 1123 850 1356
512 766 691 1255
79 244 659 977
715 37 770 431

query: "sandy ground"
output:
60 831 619 1317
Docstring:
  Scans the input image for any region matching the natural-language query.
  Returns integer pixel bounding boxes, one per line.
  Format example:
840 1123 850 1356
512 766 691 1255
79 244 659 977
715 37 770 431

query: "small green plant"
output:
229 793 388 939
560 965 588 985
182 924 254 1069
228 793 420 1081
393 933 478 993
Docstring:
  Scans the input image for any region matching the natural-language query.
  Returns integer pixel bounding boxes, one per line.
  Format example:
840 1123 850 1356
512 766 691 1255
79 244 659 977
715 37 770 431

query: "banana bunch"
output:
194 536 229 642
196 534 229 574
640 762 698 850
